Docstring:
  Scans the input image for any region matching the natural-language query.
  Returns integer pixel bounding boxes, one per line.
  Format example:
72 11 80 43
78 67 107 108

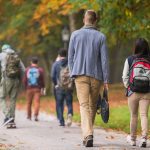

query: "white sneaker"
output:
66 114 72 127
126 135 136 146
139 138 147 148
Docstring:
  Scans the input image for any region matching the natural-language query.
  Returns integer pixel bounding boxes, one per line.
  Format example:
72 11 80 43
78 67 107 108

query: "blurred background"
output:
0 0 149 93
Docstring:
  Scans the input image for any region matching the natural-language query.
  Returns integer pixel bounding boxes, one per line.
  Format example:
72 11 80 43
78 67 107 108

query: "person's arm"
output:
39 68 45 88
51 62 57 86
23 68 28 88
68 33 75 75
122 59 129 88
19 60 25 80
100 35 109 88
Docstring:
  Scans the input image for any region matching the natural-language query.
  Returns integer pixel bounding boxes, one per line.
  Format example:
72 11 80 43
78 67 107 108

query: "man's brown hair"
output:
84 10 97 24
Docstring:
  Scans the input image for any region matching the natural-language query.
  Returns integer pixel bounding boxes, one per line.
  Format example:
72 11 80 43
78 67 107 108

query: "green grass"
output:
95 106 130 133
72 106 150 134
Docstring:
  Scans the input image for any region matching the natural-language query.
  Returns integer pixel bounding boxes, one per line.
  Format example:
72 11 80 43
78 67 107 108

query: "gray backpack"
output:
58 65 74 90
5 53 20 78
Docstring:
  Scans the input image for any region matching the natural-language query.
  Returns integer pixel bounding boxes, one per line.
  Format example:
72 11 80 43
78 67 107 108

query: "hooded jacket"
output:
51 58 68 86
0 48 25 79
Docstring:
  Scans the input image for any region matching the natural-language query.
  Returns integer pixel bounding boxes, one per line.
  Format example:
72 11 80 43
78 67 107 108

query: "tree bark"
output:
69 13 76 33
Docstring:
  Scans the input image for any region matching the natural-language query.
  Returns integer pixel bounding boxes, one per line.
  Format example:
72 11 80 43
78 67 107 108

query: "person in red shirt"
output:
23 56 45 121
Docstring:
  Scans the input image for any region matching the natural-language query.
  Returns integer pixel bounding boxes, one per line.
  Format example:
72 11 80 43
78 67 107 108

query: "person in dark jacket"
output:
23 56 45 121
51 49 73 126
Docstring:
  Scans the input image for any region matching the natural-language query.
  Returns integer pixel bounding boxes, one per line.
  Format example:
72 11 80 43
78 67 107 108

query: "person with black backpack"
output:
0 44 25 128
23 56 45 121
51 48 74 127
122 38 150 148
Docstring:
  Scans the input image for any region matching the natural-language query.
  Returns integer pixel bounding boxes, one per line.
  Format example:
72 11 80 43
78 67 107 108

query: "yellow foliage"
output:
11 0 24 5
125 9 132 17
33 0 72 35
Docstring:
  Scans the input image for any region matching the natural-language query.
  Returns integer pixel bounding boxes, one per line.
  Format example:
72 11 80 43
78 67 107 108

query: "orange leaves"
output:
33 0 72 35
11 0 24 5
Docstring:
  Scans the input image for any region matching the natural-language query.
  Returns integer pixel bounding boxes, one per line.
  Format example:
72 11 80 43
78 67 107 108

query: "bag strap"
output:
128 55 136 69
103 88 108 102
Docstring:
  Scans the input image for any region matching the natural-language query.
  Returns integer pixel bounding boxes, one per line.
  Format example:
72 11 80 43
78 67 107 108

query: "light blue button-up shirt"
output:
68 26 109 83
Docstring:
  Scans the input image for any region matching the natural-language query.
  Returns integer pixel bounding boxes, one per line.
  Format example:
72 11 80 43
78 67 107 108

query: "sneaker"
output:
7 121 16 129
34 116 38 122
59 123 65 127
139 138 147 148
83 135 93 147
27 117 31 120
126 135 136 146
66 114 72 127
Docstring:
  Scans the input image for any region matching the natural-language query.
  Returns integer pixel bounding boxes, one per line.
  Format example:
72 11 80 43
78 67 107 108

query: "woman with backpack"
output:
122 38 150 148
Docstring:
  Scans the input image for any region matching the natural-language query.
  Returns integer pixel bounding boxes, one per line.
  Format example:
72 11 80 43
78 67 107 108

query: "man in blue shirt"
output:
68 10 109 147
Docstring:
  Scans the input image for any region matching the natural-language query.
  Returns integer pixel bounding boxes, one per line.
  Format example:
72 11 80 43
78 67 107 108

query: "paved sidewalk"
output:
0 110 149 150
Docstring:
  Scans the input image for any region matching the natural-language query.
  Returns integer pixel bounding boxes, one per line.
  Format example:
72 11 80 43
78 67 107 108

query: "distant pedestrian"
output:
0 44 25 128
51 55 61 120
51 48 74 127
68 10 109 147
23 56 45 121
122 38 150 148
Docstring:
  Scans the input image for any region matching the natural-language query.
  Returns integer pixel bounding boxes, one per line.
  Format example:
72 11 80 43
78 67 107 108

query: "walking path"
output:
0 110 149 150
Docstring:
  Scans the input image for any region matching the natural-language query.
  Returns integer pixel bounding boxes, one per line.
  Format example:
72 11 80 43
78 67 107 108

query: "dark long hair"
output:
134 38 150 57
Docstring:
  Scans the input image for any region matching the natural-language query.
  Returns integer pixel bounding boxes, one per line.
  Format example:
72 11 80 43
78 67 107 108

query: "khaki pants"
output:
128 93 150 140
0 78 19 119
26 88 41 119
75 76 101 139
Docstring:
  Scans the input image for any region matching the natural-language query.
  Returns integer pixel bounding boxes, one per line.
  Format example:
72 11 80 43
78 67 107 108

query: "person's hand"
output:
104 83 109 90
55 85 59 89
41 88 46 96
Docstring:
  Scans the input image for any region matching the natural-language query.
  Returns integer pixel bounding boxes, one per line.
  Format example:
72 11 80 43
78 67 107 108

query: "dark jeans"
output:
53 88 60 120
55 88 73 125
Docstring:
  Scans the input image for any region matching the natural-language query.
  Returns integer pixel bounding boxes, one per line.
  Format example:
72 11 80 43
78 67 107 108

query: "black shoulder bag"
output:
97 88 109 123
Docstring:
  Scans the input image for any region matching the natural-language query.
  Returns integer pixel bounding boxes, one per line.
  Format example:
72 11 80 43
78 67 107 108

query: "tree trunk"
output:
69 13 76 33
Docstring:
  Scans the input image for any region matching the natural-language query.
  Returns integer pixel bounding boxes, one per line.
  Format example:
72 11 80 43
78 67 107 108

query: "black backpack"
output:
128 56 150 93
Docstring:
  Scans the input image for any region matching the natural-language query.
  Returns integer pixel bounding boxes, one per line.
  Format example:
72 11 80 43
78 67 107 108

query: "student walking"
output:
23 56 45 121
51 55 61 120
51 49 74 127
68 10 109 147
0 44 25 128
122 38 150 148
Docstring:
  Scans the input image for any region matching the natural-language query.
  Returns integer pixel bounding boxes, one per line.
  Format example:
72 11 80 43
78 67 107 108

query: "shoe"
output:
27 117 31 120
59 123 65 127
83 135 93 147
139 138 147 148
126 135 136 146
7 122 16 129
66 114 72 127
34 116 38 122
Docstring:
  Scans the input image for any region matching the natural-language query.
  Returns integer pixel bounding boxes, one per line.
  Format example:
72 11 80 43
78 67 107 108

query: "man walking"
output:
23 56 45 121
51 48 73 127
68 10 109 147
51 55 61 120
0 44 25 128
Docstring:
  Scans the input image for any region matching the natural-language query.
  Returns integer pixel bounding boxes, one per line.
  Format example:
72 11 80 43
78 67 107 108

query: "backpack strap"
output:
127 55 136 69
